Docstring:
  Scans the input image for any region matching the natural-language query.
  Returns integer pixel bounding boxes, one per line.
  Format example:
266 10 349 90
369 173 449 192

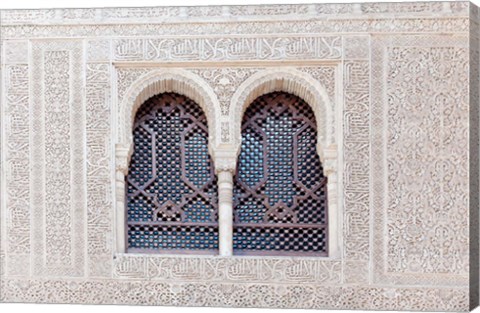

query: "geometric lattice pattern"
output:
126 93 218 253
233 92 328 256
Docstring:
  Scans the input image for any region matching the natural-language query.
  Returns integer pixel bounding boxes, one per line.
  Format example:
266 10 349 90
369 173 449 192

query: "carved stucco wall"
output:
0 1 478 311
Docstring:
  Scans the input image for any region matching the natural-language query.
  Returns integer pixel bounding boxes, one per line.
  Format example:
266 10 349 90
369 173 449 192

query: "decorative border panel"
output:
113 37 342 62
0 2 469 25
342 35 371 285
371 35 469 286
0 18 471 40
86 62 113 277
30 40 86 277
0 2 475 311
3 41 30 277
113 255 341 284
0 278 468 311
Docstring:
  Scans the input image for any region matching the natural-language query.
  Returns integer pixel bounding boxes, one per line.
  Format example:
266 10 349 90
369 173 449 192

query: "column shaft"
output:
218 170 233 256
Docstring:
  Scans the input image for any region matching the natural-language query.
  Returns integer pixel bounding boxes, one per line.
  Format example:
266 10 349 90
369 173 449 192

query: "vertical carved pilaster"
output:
115 143 131 253
31 40 85 277
323 144 338 258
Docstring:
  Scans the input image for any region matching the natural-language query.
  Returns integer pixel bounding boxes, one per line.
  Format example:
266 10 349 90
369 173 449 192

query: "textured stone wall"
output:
0 2 477 311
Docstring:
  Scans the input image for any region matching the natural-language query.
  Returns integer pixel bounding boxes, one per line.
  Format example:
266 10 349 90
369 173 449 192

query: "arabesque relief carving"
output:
0 2 476 311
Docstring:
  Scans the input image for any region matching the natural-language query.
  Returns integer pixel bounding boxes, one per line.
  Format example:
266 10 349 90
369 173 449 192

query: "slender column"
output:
326 171 338 258
323 144 338 258
115 170 126 253
115 144 130 253
217 170 234 256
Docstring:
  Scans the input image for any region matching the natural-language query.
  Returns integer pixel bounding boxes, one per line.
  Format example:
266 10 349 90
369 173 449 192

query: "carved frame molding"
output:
114 63 341 260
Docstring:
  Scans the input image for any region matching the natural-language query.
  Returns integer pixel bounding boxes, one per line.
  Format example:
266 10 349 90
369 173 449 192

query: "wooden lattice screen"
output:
126 93 218 253
233 92 328 256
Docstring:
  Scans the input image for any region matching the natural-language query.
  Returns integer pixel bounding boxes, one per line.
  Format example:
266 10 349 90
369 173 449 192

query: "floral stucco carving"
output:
0 2 475 311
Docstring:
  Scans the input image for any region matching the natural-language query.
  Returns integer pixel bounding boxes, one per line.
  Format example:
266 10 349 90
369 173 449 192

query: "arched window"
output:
126 93 218 254
233 92 328 256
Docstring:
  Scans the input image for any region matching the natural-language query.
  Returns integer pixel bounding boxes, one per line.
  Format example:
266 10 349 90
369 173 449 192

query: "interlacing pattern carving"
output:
31 40 85 277
386 46 469 274
116 66 336 145
86 63 113 277
4 63 30 276
0 278 468 311
126 93 218 252
113 255 342 283
299 66 337 144
190 68 262 116
113 37 342 62
342 61 370 261
117 68 151 101
233 92 328 256
341 38 371 284
0 3 468 25
44 50 72 267
371 35 469 287
0 3 474 311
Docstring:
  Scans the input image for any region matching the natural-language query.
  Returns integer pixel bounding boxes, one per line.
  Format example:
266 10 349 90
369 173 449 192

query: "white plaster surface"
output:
0 1 478 311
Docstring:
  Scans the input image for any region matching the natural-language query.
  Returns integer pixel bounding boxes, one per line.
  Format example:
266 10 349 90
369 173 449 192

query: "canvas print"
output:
0 1 479 311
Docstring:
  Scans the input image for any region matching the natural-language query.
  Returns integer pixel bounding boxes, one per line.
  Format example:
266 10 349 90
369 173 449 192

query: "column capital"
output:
211 144 238 174
214 158 237 175
322 144 338 176
115 143 131 175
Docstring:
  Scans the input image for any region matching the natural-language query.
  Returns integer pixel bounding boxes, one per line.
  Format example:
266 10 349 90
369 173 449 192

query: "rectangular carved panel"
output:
113 255 342 284
113 37 342 62
31 40 85 277
86 63 113 277
4 62 30 276
371 35 469 286
386 46 469 274
343 60 370 261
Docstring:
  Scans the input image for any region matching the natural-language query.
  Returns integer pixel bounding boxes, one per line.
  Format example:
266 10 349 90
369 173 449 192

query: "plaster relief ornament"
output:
0 1 478 311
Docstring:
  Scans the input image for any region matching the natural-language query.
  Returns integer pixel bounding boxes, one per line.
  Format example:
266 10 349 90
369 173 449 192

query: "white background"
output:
0 0 478 313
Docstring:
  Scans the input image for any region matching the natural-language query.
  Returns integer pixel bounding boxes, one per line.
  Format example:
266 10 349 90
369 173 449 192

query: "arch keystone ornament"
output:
0 2 477 311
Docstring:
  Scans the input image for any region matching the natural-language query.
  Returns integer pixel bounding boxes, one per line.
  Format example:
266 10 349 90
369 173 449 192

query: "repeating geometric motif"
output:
86 63 113 277
30 40 85 277
113 255 342 283
233 92 328 256
0 4 475 310
116 66 336 146
341 35 371 285
126 93 218 253
0 278 469 311
4 60 30 276
113 37 342 62
371 35 469 286
386 46 469 274
0 3 467 25
189 68 262 116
